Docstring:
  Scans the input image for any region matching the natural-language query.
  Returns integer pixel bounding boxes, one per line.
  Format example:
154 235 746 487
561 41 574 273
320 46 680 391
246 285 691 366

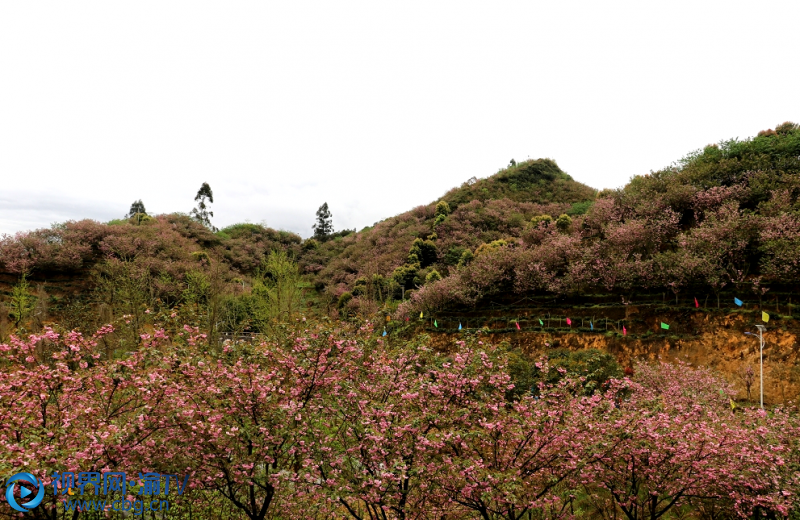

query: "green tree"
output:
252 250 304 329
125 200 147 221
191 182 217 231
313 202 334 240
9 274 36 329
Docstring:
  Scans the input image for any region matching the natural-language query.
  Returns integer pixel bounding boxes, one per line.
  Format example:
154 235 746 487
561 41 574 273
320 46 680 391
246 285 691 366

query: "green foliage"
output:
183 270 211 306
444 246 466 266
435 200 451 218
458 249 474 267
191 250 210 263
474 239 508 257
9 274 36 328
313 202 334 240
566 200 593 216
556 213 572 232
337 291 353 309
425 269 442 285
190 182 217 232
530 214 553 227
125 199 147 219
433 214 447 227
303 238 320 250
252 250 305 328
392 263 419 290
408 238 437 267
507 348 623 400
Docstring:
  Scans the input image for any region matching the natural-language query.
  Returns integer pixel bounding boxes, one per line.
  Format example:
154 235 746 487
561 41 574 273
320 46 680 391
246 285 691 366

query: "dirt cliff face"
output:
426 309 800 406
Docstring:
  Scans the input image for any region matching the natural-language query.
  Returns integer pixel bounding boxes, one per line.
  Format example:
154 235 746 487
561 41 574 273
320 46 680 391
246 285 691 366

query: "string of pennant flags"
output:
387 297 773 334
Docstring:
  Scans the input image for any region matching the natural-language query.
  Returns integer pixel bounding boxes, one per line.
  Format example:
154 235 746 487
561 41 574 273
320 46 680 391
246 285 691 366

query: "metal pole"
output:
756 324 765 410
760 328 764 409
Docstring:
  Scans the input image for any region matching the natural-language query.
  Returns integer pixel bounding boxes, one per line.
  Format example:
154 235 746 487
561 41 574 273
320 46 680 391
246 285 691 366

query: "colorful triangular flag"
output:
382 328 387 337
661 322 670 330
458 322 462 330
386 315 391 322
420 311 424 318
590 321 594 331
538 319 544 326
434 319 438 328
566 317 572 326
623 325 627 336
762 311 770 323
730 398 736 411
515 321 520 330
734 297 743 307
694 297 699 308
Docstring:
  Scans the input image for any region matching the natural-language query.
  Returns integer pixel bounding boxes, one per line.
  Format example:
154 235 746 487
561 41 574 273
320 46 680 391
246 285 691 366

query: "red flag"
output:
694 297 699 308
566 317 572 326
623 325 627 336
515 321 520 330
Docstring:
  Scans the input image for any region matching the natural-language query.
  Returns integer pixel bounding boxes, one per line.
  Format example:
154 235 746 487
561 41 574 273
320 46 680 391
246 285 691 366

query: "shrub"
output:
435 200 451 218
556 214 572 232
408 238 437 267
474 239 507 257
425 269 442 284
337 291 353 309
458 249 474 267
530 214 553 228
392 263 419 290
444 246 466 266
191 251 210 263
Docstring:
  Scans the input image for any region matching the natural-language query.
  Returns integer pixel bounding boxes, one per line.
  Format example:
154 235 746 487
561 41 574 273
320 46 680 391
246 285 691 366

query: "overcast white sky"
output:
1 2 798 238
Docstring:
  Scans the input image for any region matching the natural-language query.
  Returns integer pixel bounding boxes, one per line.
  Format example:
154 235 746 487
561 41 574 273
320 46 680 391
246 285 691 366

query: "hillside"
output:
302 158 596 306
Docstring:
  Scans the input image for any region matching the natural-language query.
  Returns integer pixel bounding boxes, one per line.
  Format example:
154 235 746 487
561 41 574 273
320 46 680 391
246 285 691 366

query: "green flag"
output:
434 319 438 328
661 322 669 330
538 319 544 325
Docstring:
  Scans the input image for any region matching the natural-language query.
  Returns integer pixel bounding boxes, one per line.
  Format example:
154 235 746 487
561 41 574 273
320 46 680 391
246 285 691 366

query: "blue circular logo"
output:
5 473 45 513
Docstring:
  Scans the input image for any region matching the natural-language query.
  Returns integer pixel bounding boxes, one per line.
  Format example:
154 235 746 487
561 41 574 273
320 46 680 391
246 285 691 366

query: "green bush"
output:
556 214 572 232
507 348 622 400
425 270 442 284
408 238 437 267
458 249 474 267
529 214 553 228
435 200 451 218
337 291 353 309
444 246 466 266
566 201 593 216
392 263 419 290
474 239 507 257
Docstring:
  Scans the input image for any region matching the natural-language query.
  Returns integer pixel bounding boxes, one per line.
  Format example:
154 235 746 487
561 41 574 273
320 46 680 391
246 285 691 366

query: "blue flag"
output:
382 328 387 337
734 297 743 307
458 322 462 330
590 321 594 331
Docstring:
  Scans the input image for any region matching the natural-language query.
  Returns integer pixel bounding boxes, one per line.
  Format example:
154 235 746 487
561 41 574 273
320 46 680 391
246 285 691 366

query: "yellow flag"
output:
730 398 736 411
762 311 769 323
420 311 423 319
386 315 391 322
